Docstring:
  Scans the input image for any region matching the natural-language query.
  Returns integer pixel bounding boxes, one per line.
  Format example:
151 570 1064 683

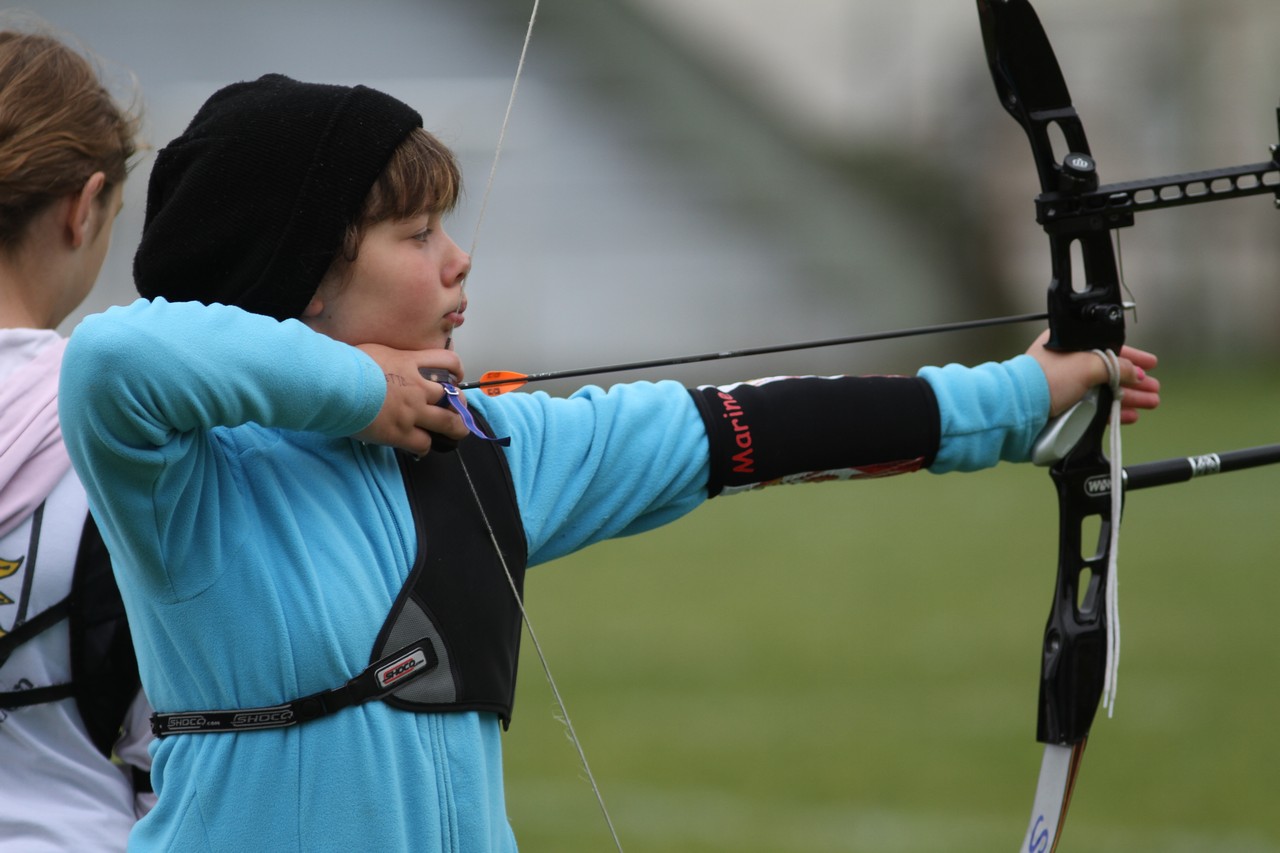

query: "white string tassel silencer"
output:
1092 348 1123 718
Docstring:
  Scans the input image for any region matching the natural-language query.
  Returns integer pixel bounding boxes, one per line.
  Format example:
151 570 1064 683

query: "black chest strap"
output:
0 599 71 671
150 638 437 736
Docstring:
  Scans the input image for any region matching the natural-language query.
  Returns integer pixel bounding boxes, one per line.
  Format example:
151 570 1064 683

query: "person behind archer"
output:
57 74 1160 852
0 21 154 852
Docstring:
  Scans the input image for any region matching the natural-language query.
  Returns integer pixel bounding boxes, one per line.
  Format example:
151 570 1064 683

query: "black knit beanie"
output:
134 74 423 321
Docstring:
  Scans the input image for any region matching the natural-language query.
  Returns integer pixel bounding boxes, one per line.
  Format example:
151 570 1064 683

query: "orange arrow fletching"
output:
476 370 530 396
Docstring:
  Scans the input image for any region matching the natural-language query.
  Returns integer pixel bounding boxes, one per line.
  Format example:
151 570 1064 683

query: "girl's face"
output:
303 212 470 352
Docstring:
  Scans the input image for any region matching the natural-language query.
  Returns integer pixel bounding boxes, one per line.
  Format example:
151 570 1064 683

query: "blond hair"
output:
0 24 142 250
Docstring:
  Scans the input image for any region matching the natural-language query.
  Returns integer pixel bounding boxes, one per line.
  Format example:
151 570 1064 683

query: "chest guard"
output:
374 418 528 726
150 415 528 738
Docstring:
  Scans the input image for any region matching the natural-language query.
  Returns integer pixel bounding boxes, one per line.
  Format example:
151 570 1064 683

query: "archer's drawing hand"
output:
1026 330 1161 425
352 344 469 455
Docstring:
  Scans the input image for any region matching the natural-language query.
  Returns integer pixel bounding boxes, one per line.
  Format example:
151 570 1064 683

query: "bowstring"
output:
467 0 540 262
455 455 624 849
1100 230 1132 717
456 2 626 849
1092 349 1123 717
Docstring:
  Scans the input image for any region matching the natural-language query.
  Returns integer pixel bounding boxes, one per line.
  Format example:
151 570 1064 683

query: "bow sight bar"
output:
1035 151 1280 229
1031 143 1280 350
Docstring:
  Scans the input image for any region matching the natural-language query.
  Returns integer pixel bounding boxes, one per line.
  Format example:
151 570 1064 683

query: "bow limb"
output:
977 1 1125 849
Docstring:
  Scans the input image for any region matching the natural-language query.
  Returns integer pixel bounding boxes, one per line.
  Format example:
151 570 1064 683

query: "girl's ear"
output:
302 294 325 318
66 171 107 249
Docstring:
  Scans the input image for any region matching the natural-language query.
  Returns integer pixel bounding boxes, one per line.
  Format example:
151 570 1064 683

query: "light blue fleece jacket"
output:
58 298 1048 853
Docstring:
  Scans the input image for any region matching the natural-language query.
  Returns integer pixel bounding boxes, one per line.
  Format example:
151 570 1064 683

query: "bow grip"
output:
1036 386 1118 745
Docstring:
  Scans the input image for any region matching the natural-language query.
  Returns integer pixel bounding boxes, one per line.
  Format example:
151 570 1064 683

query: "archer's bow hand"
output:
1025 330 1161 425
352 343 468 456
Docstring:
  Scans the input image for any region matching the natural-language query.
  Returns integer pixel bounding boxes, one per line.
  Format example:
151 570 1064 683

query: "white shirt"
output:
0 331 151 852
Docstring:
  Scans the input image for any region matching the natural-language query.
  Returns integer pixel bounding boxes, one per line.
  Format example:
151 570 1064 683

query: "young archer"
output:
59 74 1158 852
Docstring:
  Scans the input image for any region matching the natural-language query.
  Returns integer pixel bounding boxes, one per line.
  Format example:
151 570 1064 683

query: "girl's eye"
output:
413 229 432 243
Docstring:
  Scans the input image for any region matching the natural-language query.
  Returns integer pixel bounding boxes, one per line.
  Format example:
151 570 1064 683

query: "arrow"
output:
461 310 1051 396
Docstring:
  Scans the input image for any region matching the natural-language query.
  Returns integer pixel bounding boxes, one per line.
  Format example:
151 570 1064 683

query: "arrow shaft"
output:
459 310 1049 391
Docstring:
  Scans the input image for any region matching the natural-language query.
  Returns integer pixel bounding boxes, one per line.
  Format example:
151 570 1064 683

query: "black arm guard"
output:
689 375 940 497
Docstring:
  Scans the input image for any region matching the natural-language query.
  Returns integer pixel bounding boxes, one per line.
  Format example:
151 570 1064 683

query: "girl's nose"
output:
445 231 471 286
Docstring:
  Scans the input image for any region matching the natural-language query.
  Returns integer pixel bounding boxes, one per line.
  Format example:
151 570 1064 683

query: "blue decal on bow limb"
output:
975 0 1280 848
1028 816 1050 853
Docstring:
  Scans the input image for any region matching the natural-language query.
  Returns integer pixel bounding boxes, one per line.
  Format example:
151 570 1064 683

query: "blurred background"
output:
22 0 1280 380
13 1 1280 850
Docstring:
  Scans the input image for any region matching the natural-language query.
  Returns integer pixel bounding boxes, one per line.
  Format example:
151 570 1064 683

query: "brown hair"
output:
0 25 142 251
334 126 463 267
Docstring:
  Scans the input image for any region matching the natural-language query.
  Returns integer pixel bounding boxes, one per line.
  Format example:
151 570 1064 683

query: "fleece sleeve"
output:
60 298 384 454
919 353 1050 473
467 381 711 567
57 298 387 597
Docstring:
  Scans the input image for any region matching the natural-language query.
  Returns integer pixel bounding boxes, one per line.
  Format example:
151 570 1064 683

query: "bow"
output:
976 1 1280 849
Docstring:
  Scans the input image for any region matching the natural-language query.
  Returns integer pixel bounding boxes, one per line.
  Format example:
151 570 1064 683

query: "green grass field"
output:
501 366 1280 853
